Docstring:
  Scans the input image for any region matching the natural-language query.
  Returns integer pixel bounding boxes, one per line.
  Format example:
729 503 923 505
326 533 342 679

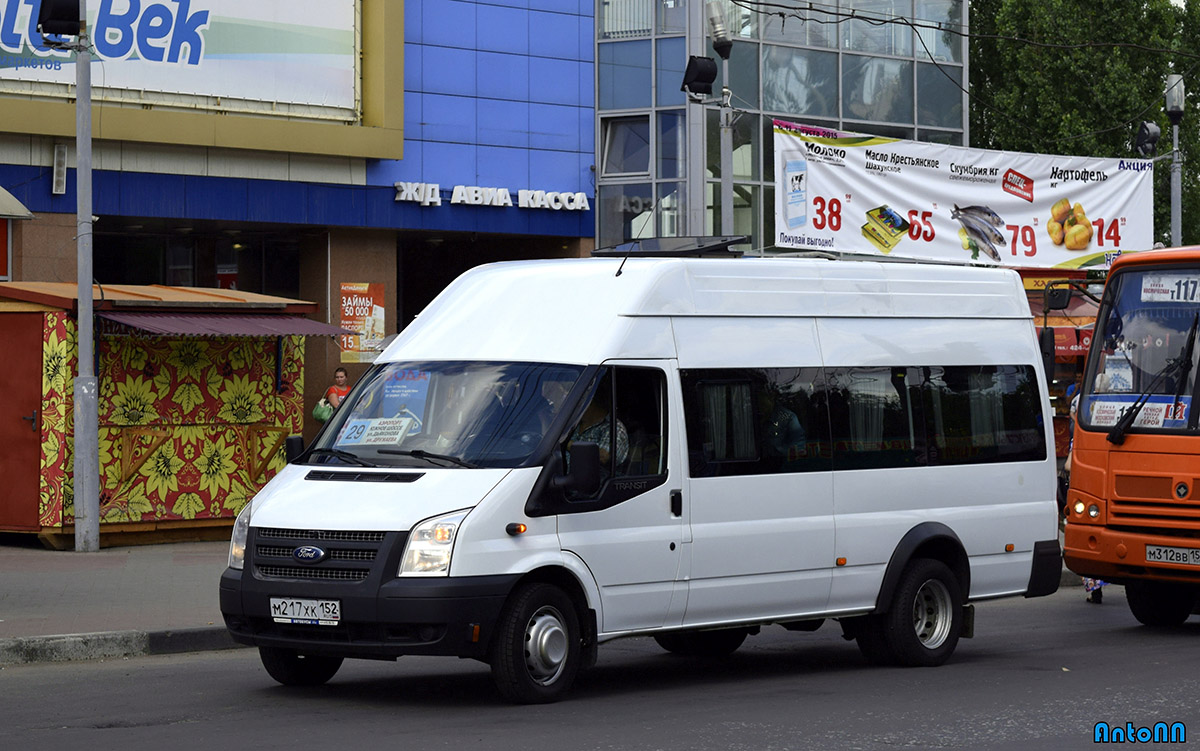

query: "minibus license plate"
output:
1144 545 1200 566
270 597 341 625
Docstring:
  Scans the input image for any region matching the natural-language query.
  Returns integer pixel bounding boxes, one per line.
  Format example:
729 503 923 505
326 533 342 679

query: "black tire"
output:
490 583 582 704
874 558 963 667
258 647 343 687
653 628 748 657
1126 581 1196 627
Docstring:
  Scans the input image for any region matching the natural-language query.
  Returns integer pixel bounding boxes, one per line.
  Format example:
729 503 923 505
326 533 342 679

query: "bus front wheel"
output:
1125 581 1196 627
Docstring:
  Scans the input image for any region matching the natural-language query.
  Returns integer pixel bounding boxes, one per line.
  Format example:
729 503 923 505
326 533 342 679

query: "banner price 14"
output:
774 120 1154 270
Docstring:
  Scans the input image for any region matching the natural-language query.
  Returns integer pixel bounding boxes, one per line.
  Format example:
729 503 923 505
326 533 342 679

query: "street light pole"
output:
1166 74 1185 249
73 0 98 552
706 2 733 236
719 57 733 235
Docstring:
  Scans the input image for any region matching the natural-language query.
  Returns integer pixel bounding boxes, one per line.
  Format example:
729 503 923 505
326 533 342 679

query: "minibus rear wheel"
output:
881 558 962 667
258 647 344 686
1125 581 1196 627
490 582 582 704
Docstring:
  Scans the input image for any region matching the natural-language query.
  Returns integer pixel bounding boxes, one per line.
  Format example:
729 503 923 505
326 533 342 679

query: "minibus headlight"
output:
228 503 252 570
400 510 469 576
1073 501 1086 516
1088 504 1100 519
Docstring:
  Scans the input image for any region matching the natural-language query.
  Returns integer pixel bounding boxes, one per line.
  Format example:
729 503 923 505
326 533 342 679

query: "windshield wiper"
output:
1108 313 1200 445
307 448 376 467
377 448 479 469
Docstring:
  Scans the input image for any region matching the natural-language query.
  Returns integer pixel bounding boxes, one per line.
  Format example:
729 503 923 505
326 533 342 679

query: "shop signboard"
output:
339 282 385 364
0 0 355 118
773 119 1154 270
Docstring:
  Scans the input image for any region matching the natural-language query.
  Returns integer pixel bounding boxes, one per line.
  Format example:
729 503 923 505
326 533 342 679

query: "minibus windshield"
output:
1083 267 1200 434
310 361 585 468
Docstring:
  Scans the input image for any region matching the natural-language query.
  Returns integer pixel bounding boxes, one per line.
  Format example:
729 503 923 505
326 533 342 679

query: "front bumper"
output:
1064 523 1200 585
220 568 520 660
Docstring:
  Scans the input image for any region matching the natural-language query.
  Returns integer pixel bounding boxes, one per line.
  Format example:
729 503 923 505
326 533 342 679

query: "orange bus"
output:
1063 249 1200 626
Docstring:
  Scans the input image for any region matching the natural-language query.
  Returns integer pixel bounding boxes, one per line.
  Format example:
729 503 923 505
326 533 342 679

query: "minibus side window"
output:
561 366 669 505
681 368 832 477
919 365 1046 464
826 367 925 471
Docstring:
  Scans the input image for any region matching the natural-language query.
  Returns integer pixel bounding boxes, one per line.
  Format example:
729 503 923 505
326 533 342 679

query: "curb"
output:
0 626 244 666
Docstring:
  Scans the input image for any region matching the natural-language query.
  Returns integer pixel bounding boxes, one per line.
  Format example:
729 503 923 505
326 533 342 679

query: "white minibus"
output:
220 252 1062 703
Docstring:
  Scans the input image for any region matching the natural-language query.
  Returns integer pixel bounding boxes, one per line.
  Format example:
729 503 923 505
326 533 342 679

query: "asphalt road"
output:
4 585 1198 751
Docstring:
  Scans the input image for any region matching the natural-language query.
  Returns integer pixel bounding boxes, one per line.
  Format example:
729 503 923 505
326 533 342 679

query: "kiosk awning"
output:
97 312 353 337
0 185 32 219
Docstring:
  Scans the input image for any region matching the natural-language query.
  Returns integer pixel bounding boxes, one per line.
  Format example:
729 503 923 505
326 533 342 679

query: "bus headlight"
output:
228 503 252 570
1088 504 1100 519
399 510 469 576
1073 501 1085 516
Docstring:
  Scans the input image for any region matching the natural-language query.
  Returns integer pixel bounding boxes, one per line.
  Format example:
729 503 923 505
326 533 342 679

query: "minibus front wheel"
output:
490 582 582 704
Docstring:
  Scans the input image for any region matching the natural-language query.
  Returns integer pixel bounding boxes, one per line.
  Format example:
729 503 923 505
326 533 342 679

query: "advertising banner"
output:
773 120 1155 269
339 283 385 364
0 0 356 116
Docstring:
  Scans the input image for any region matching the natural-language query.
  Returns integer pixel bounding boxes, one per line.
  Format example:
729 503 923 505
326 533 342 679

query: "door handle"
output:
21 411 37 432
670 489 682 517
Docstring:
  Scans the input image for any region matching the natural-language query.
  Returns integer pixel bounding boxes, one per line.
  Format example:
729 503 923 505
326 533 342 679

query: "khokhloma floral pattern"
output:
38 311 305 528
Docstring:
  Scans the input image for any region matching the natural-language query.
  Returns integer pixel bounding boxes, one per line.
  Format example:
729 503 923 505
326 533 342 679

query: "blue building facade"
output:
0 0 597 327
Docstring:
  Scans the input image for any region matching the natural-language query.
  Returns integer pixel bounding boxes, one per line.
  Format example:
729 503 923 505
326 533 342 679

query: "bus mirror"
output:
553 441 601 495
1039 327 1057 377
1044 288 1071 311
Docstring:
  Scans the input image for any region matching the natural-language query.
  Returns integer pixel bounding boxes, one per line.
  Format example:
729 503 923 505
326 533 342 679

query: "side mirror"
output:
1039 327 1057 379
552 441 601 495
285 434 306 463
1044 287 1071 312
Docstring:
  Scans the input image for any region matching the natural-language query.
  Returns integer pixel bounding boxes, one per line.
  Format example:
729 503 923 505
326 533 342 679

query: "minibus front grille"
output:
257 565 370 582
256 545 378 562
258 528 386 543
250 528 399 583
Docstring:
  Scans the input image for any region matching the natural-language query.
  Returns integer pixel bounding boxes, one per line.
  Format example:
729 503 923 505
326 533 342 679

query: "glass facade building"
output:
595 0 967 250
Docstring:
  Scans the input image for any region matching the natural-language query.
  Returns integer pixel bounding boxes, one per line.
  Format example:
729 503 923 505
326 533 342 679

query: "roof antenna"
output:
616 254 629 277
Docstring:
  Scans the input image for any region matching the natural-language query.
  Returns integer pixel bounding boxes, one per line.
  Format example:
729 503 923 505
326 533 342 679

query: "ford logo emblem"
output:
293 545 327 564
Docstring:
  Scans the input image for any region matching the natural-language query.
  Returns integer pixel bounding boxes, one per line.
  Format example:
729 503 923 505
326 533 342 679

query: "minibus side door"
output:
554 362 689 633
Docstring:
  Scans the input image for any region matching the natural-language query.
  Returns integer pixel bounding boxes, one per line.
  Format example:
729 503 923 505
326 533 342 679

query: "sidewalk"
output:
0 535 1084 667
0 537 239 665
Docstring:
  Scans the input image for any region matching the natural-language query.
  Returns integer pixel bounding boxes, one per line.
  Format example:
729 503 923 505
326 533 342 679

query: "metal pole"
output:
73 0 98 552
719 58 733 235
1172 122 1182 248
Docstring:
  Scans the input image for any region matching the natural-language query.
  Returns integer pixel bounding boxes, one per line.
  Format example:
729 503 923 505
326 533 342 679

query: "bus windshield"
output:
1084 267 1200 434
310 361 586 469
